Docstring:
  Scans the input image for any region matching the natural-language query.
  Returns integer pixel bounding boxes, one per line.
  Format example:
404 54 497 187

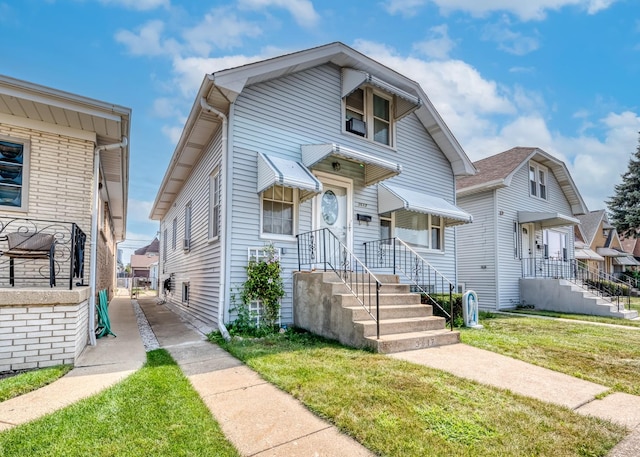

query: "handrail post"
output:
296 234 301 271
392 238 396 275
322 229 327 272
449 283 454 331
69 223 76 290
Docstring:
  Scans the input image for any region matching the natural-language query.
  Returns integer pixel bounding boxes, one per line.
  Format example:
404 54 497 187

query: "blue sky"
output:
2 0 639 260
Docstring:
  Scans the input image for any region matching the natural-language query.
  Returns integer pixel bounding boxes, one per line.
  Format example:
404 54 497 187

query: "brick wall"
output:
0 289 91 371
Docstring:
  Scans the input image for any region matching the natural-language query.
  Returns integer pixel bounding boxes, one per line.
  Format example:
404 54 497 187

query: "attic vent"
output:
346 118 366 137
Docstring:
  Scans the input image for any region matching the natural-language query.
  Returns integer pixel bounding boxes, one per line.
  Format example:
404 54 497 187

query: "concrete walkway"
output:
1 293 640 456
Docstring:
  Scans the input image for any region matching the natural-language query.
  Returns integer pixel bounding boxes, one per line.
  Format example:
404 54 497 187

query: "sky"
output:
2 0 639 262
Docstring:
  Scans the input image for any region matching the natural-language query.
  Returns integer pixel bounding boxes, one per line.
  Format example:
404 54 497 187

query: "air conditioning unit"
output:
346 118 366 136
183 238 191 251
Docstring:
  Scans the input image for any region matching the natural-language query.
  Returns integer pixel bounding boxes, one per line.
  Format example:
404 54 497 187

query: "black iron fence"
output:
521 257 632 311
297 228 382 338
363 237 455 330
0 217 86 290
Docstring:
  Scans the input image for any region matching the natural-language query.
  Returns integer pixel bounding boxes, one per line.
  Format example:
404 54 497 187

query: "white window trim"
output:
172 218 177 250
529 161 549 201
0 135 30 212
184 201 192 252
343 86 396 149
387 211 445 252
260 185 298 241
208 168 220 242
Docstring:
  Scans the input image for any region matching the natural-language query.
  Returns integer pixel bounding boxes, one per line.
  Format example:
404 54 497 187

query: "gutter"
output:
199 97 231 341
89 137 128 346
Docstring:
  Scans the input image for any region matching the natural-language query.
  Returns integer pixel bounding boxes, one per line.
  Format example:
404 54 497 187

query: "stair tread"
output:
369 329 457 341
355 316 444 325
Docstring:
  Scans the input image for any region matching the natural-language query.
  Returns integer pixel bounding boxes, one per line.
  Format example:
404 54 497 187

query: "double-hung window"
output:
345 87 394 146
262 185 294 237
386 211 444 250
529 162 548 200
184 202 192 251
0 138 29 211
172 218 177 250
209 170 220 240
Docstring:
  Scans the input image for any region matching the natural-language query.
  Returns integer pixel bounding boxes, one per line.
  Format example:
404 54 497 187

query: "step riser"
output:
368 332 460 353
335 294 422 307
349 306 433 321
329 283 411 295
318 271 400 284
358 318 447 337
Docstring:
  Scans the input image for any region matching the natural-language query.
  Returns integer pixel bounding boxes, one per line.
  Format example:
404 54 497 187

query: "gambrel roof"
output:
456 147 588 216
151 42 476 220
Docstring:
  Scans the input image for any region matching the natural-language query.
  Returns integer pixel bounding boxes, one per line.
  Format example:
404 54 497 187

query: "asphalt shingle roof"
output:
456 147 536 191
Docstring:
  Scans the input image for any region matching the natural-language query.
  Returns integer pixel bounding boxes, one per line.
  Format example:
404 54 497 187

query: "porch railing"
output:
297 228 381 339
363 237 455 330
0 217 86 290
521 258 632 312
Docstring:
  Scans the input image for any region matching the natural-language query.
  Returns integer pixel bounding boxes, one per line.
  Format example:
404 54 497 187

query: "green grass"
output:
461 314 640 395
507 308 640 327
209 330 626 457
0 365 72 402
0 350 239 457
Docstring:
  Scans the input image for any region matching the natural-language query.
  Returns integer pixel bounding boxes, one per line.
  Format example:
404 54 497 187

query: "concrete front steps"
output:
521 278 639 319
293 271 459 353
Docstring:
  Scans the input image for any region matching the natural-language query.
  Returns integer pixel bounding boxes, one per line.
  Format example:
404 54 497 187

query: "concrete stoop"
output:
294 271 459 354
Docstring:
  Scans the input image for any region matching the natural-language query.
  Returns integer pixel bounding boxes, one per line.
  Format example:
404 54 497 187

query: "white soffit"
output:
518 211 580 228
378 182 473 226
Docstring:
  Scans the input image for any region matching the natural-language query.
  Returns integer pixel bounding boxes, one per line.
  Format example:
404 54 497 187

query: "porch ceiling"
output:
518 211 579 228
378 182 473 226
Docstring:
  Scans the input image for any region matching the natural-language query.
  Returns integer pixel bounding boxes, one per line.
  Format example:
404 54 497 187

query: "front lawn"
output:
0 350 239 457
461 313 640 395
210 331 625 457
0 365 72 402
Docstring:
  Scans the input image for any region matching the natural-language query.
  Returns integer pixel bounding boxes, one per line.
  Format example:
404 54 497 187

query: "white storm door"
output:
313 173 353 254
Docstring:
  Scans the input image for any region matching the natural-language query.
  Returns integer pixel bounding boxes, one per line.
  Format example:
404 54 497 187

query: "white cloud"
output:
482 17 540 55
182 8 262 55
161 125 184 144
99 0 169 11
385 0 619 21
413 24 456 60
238 0 320 27
127 199 155 223
115 20 180 57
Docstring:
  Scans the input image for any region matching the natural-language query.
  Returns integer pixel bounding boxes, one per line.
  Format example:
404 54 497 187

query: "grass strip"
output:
507 308 640 327
0 365 72 402
0 349 239 457
210 331 626 457
461 314 640 395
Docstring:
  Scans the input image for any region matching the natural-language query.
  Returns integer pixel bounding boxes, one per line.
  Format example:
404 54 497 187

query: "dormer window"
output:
529 162 548 201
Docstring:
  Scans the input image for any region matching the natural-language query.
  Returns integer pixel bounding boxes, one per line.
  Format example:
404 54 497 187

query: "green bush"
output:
421 293 463 327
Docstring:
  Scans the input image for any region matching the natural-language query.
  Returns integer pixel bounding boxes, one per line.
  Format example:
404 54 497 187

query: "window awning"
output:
257 152 322 202
613 255 640 266
342 68 421 120
378 182 473 226
596 247 628 257
575 248 604 261
301 143 401 186
517 211 579 228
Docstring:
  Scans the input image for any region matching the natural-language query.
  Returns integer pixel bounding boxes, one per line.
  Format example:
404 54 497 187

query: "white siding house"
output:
150 42 475 334
456 147 588 310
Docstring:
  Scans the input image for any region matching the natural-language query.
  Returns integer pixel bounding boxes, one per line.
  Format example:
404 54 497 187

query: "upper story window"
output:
345 87 393 147
0 138 29 211
529 162 548 200
262 185 294 237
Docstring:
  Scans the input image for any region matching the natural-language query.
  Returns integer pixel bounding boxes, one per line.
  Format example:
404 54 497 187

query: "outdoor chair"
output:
0 232 56 287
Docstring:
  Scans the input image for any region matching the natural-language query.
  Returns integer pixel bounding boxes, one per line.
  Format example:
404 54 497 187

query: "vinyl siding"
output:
456 190 497 308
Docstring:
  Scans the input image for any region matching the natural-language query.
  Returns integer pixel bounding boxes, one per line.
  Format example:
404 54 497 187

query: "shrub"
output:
421 293 463 327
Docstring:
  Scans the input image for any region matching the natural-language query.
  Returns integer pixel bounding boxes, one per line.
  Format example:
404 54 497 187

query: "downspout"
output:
199 97 231 341
89 137 128 346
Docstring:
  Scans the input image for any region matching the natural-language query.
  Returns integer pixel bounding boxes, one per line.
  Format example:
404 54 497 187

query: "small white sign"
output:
462 290 483 329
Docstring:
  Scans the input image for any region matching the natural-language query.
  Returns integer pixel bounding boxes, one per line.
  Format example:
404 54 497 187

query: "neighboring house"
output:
0 75 130 371
576 210 638 276
620 235 640 268
456 147 588 310
150 42 475 348
130 238 160 278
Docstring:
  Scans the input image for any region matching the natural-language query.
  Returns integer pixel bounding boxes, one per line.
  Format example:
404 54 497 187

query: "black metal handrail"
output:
363 237 455 330
297 228 382 338
0 217 86 290
521 258 632 312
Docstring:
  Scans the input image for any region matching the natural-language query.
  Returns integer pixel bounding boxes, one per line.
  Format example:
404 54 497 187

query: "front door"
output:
521 223 534 276
313 173 353 258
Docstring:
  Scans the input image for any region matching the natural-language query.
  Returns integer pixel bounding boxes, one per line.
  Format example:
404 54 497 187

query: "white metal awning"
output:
518 211 580 228
342 68 421 120
378 183 473 226
614 255 640 266
257 152 322 202
596 247 628 257
575 248 605 261
301 143 401 186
